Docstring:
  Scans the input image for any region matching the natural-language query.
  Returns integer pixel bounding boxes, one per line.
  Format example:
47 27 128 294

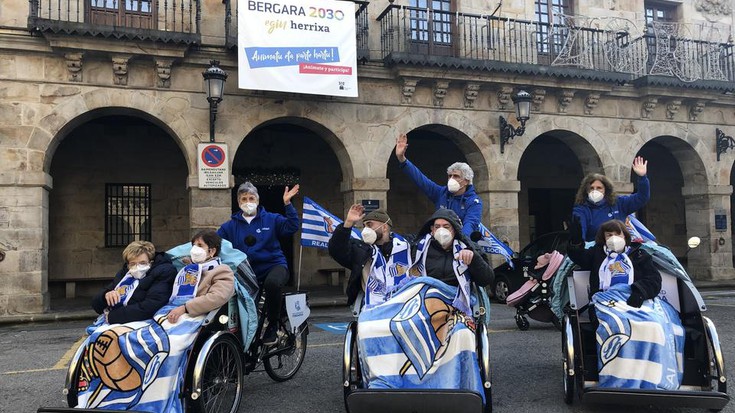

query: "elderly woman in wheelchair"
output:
337 209 494 413
67 230 237 413
562 219 729 409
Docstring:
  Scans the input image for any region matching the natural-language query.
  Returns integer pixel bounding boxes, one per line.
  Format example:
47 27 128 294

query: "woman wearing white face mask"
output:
395 133 483 236
567 219 661 308
91 240 177 324
166 230 234 324
572 156 650 242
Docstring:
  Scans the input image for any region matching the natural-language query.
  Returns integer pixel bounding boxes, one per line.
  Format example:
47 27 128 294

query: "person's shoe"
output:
263 323 279 346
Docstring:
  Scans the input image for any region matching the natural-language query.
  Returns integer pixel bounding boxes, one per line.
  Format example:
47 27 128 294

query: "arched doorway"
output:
231 118 348 287
387 124 486 236
517 131 599 247
48 112 189 307
637 137 706 263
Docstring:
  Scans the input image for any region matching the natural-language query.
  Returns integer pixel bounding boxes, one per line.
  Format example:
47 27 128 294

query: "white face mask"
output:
361 227 377 245
588 190 604 204
129 264 150 280
433 227 454 248
447 178 461 193
606 235 626 253
190 245 209 263
240 202 258 216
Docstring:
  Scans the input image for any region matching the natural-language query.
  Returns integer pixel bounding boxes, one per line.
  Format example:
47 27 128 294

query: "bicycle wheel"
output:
264 316 307 382
194 335 243 413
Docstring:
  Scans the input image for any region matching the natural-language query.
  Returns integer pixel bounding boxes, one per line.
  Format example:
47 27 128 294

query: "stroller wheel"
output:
515 315 530 331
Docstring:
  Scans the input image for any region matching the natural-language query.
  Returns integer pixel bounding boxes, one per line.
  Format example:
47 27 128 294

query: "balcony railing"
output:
377 4 735 85
29 0 200 44
224 0 369 61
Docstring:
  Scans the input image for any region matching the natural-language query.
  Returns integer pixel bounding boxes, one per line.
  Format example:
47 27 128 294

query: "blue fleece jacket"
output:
399 159 483 235
217 204 300 280
572 175 650 242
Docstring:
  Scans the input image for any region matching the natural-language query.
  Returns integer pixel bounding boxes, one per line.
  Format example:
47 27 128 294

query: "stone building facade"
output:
1 0 734 315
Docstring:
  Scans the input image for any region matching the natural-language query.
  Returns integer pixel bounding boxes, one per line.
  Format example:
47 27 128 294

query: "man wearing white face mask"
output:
572 156 650 242
409 209 494 314
395 133 482 235
328 206 412 308
91 240 177 324
217 181 300 345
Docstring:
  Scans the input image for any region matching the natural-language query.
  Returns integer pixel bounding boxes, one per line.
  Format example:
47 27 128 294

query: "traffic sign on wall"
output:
198 143 230 189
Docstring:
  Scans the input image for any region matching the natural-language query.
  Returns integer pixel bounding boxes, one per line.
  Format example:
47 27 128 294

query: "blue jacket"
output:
399 159 483 235
217 204 300 280
572 175 650 242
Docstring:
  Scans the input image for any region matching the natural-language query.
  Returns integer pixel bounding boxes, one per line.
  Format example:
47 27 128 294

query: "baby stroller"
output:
505 250 564 331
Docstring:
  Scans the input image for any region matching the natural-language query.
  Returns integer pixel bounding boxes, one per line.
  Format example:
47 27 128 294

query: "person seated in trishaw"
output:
339 208 494 412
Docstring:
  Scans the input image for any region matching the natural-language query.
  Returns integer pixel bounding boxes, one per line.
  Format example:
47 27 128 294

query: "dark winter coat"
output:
414 208 494 287
567 242 661 302
91 252 177 324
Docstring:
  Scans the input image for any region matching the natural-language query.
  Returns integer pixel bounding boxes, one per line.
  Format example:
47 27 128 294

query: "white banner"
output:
238 0 358 97
285 293 310 333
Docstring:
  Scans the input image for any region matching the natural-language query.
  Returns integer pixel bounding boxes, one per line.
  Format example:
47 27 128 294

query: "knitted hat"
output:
363 210 392 226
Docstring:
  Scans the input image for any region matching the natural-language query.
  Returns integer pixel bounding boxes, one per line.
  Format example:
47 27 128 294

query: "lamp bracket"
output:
716 128 735 161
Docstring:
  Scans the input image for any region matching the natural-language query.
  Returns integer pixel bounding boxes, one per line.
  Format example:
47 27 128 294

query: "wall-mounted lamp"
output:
499 90 532 154
716 128 735 161
202 60 228 143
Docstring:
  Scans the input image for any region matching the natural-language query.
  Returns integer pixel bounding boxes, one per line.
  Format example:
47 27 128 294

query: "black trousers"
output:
262 265 289 324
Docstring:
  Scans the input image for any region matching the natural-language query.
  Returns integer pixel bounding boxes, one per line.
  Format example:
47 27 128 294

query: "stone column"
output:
340 178 390 216
683 185 735 281
0 172 52 315
486 180 521 266
187 175 233 235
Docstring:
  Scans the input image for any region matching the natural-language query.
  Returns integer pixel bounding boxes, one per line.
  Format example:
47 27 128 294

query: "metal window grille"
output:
105 184 152 247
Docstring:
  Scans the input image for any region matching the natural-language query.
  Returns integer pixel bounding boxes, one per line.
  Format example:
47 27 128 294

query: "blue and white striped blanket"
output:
357 278 484 400
76 305 205 412
593 283 684 390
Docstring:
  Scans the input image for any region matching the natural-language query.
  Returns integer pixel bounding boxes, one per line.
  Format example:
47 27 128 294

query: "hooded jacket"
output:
91 252 177 324
399 159 482 235
415 208 494 287
217 204 300 280
572 175 650 242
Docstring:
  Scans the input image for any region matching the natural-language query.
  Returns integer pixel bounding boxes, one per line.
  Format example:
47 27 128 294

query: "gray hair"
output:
447 162 474 184
237 182 259 199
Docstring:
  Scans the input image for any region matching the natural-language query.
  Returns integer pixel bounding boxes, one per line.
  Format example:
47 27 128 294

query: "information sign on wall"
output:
198 143 230 189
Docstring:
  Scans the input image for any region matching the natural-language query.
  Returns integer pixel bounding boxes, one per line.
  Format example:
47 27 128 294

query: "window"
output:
535 0 572 55
88 0 155 29
645 1 677 25
105 184 151 247
409 0 455 56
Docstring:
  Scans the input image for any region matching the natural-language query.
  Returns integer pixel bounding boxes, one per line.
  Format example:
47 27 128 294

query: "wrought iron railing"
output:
224 0 369 61
376 4 735 84
28 0 200 44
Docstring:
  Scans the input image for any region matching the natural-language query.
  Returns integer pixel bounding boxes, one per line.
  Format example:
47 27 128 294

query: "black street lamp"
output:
716 128 735 161
202 60 228 143
499 90 532 154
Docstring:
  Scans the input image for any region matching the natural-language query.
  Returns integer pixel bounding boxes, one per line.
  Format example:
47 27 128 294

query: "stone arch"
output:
387 123 487 236
516 129 602 245
243 116 354 184
34 91 194 174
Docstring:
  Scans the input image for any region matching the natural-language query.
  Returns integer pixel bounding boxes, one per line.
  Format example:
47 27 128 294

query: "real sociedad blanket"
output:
357 277 484 401
592 283 684 390
76 305 204 412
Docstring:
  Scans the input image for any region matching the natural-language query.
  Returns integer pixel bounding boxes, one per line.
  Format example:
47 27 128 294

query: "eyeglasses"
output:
128 260 150 267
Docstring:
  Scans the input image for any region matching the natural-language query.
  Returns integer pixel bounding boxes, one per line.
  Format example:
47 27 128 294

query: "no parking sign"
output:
197 143 230 189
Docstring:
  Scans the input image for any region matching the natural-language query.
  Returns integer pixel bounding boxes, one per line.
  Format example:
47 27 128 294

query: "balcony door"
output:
535 0 572 60
88 0 156 29
409 0 456 57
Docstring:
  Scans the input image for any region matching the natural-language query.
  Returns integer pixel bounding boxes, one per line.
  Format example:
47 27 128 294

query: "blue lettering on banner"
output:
248 1 306 16
244 47 340 68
